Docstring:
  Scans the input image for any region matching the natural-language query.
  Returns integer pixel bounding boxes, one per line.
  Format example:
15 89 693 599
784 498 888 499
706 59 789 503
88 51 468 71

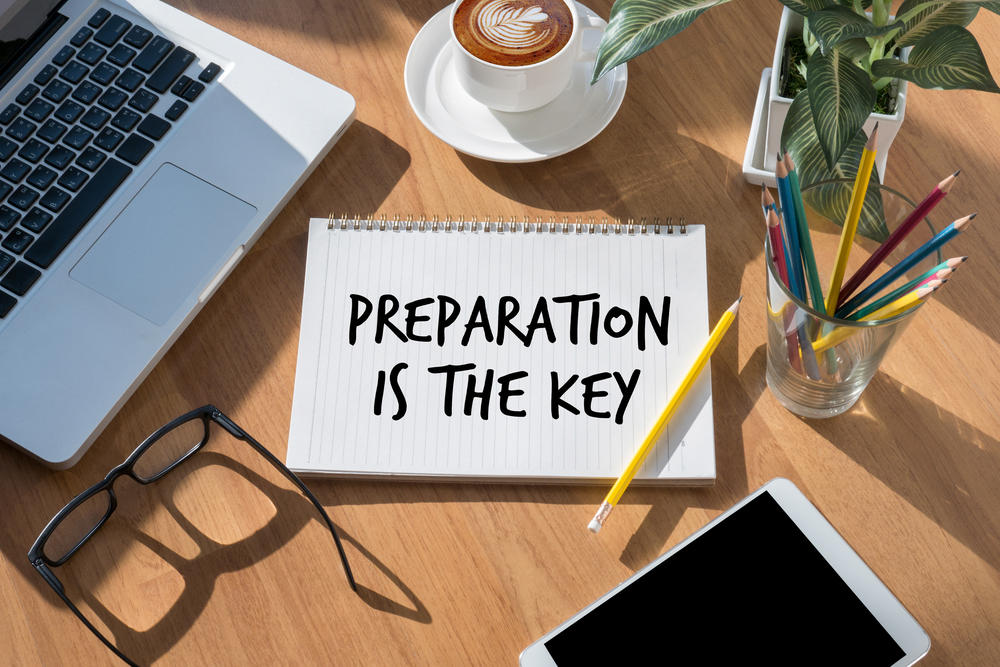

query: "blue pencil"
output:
837 214 975 318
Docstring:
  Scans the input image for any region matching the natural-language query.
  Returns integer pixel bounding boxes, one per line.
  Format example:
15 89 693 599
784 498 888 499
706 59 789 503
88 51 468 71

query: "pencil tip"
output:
969 213 977 220
873 121 879 132
954 169 961 177
730 296 743 315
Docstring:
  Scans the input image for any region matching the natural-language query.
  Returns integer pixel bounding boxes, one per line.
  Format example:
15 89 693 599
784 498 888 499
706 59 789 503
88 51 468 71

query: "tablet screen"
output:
545 491 905 664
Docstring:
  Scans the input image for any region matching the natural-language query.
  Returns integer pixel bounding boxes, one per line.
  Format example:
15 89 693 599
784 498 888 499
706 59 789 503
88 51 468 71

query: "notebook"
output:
287 215 715 483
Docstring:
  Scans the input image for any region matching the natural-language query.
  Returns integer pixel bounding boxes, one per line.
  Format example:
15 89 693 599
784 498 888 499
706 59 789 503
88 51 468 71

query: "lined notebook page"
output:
287 219 714 483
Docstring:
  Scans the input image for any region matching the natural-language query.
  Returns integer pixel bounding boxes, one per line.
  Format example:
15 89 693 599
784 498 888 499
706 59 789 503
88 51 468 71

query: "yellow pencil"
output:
813 281 942 353
825 125 879 315
588 296 742 533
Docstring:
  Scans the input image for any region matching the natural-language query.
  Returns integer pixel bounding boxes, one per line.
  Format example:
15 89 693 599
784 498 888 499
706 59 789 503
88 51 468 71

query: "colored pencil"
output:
775 154 808 304
767 207 803 372
785 153 825 312
836 214 975 318
813 281 943 353
588 297 742 533
761 183 777 215
837 170 959 308
825 124 879 315
842 257 966 320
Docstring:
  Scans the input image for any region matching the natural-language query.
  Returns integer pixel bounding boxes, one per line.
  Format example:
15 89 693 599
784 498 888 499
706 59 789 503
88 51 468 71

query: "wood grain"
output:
2 0 999 664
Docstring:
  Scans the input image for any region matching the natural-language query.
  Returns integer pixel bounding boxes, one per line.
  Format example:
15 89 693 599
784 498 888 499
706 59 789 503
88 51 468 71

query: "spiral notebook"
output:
287 215 714 483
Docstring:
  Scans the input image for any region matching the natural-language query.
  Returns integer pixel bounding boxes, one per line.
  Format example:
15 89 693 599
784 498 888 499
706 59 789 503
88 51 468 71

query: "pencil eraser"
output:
587 519 602 534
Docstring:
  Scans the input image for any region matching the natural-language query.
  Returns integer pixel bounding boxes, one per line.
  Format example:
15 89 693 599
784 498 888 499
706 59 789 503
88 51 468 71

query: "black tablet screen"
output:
545 491 905 665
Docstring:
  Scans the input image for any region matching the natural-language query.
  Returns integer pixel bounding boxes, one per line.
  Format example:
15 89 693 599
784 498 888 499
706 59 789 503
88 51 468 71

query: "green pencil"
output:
784 153 825 312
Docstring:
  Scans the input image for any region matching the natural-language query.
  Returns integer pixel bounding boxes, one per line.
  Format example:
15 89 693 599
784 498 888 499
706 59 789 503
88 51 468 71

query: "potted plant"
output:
591 0 1000 238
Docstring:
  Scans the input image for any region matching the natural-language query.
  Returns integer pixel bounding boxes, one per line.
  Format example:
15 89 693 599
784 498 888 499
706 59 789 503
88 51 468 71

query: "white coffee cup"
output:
449 0 591 112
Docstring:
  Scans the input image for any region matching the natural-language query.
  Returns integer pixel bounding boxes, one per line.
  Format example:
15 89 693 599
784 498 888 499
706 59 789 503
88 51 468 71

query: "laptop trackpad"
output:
71 163 257 325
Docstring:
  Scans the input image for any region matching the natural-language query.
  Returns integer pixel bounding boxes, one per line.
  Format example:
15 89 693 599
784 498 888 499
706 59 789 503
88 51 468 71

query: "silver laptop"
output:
0 0 355 467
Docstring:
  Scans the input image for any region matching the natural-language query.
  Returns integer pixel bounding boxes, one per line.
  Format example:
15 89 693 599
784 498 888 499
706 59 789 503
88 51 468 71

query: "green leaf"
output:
834 0 873 8
591 0 732 84
779 0 836 16
836 37 872 62
871 25 1000 92
806 48 876 168
893 0 978 47
806 6 898 54
782 90 888 241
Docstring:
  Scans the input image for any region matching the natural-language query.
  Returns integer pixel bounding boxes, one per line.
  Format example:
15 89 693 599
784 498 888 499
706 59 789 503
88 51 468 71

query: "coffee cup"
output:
449 0 596 112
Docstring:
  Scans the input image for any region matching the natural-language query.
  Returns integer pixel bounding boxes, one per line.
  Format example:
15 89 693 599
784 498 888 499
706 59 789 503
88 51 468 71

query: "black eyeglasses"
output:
28 405 355 667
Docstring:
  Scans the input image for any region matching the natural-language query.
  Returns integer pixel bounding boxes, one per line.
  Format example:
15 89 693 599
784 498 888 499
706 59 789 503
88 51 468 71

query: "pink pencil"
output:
837 170 959 307
767 207 802 372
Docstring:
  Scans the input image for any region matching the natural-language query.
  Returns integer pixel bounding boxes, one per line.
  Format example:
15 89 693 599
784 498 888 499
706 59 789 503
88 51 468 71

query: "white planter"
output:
762 7 907 180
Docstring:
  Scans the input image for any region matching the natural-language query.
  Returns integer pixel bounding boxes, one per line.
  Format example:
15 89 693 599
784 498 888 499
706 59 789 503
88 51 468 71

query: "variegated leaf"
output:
893 0 979 47
778 0 836 16
806 6 899 55
806 47 876 168
782 90 888 241
872 25 1000 92
592 0 732 84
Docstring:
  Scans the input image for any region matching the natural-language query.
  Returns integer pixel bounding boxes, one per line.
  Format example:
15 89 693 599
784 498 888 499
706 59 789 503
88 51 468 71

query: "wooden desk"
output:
3 0 999 664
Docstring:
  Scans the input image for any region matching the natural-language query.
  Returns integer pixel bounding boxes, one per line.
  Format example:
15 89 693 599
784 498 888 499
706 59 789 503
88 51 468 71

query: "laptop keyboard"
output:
0 8 221 319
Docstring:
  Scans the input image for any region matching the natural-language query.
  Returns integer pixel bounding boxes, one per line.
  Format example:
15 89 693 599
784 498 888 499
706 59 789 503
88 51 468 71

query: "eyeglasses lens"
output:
133 417 208 481
43 490 113 562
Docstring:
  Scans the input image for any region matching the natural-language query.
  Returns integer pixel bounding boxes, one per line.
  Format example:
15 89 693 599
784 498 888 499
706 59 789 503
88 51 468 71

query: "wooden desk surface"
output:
3 0 999 664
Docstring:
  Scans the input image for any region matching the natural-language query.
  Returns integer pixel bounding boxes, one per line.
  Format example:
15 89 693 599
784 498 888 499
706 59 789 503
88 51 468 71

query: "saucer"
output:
404 3 627 163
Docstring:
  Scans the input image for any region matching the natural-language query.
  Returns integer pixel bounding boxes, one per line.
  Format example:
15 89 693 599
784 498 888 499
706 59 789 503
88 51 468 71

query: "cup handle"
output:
576 11 607 60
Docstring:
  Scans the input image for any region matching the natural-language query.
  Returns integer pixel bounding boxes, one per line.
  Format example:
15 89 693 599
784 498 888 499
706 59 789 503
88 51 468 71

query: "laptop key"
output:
136 114 170 140
24 99 54 122
52 46 75 66
34 64 59 86
55 100 85 123
0 104 18 125
44 146 75 170
145 47 195 93
98 87 128 111
0 289 15 316
16 84 39 105
72 81 102 105
0 251 12 274
0 261 39 296
42 79 72 103
76 147 106 172
116 68 145 92
94 15 131 46
171 75 193 97
40 187 71 213
88 8 111 28
0 205 16 230
0 183 11 204
108 44 136 67
21 208 53 233
71 27 94 47
77 43 107 66
37 120 68 144
89 62 120 86
9 185 40 210
0 159 31 183
128 89 158 113
59 61 89 84
63 126 93 150
115 133 153 165
6 118 36 141
26 159 132 269
133 36 173 73
58 166 89 192
181 81 205 102
2 229 33 254
164 99 187 121
27 166 57 190
111 108 141 132
123 25 153 49
18 139 49 164
199 62 221 83
0 138 17 161
81 107 111 130
95 127 124 151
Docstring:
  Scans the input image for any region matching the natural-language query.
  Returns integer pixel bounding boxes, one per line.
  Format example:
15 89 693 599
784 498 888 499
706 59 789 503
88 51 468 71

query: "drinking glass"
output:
765 180 943 418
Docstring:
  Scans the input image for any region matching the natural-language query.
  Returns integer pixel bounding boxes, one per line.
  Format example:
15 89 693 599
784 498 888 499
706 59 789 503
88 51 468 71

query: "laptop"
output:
0 0 355 468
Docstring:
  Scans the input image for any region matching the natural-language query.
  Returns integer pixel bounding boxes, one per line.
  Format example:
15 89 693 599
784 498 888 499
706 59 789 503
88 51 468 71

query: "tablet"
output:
520 478 930 666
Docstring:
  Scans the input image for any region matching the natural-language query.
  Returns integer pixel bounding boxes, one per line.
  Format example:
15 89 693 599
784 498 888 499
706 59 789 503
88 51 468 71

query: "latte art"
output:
454 0 574 67
477 2 550 51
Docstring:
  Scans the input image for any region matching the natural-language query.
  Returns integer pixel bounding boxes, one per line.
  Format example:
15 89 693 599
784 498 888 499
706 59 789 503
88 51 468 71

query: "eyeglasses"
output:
28 405 355 666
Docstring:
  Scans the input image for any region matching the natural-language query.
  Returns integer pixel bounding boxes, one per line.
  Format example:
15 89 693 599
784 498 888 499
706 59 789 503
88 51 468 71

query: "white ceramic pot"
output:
763 7 907 181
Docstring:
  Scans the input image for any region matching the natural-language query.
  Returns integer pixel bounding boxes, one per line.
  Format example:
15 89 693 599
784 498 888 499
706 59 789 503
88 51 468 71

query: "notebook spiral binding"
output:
327 213 688 235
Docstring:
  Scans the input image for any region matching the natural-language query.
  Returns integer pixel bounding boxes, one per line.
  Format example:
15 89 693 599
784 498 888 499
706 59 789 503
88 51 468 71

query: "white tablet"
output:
520 478 930 666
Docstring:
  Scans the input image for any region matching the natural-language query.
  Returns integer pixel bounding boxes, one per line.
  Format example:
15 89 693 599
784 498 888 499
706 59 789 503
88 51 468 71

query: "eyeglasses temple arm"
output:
211 411 357 591
32 561 139 667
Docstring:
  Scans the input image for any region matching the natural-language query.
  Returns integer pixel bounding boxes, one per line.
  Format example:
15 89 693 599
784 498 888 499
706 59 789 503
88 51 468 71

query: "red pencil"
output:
767 207 802 372
837 170 959 307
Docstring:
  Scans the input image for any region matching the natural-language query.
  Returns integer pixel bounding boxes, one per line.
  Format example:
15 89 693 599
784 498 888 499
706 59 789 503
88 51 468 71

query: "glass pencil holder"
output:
765 179 943 418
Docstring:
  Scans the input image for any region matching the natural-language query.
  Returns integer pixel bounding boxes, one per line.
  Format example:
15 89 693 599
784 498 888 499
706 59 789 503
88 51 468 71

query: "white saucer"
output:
404 3 627 163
